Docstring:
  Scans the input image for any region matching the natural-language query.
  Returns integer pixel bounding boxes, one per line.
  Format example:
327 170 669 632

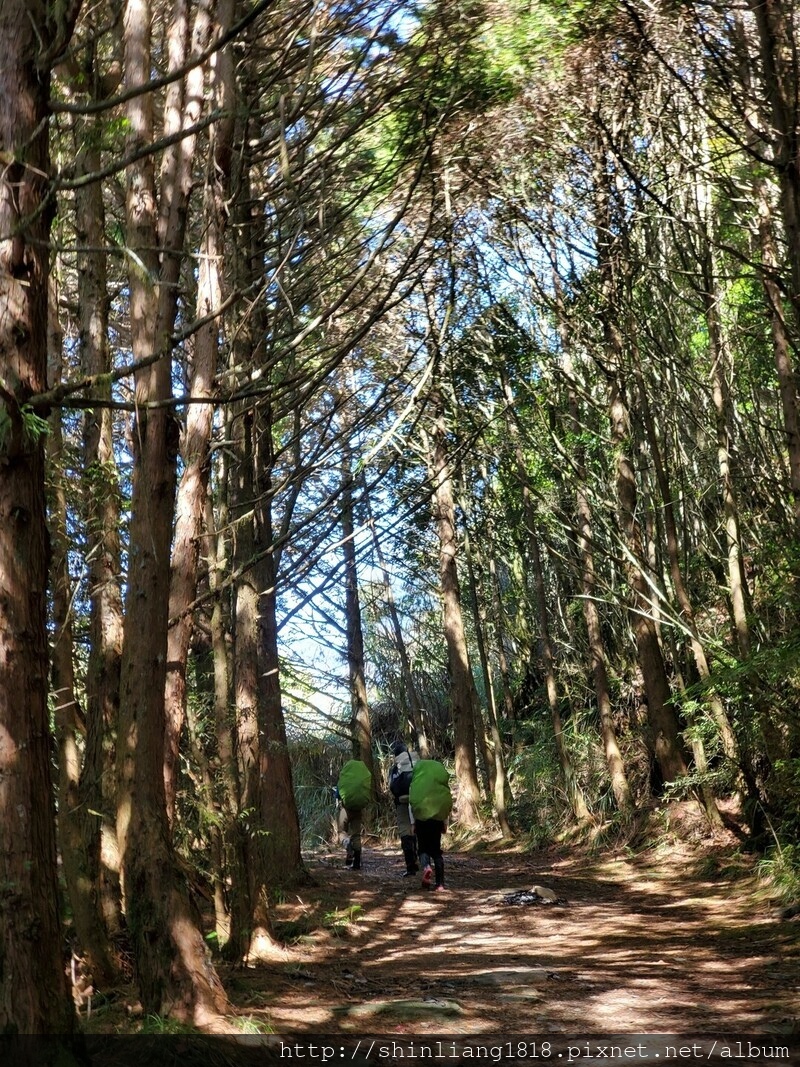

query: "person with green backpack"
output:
389 740 420 876
335 758 372 870
408 758 452 891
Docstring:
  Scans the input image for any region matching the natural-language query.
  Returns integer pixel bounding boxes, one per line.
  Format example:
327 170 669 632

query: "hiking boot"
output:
421 865 433 888
351 849 362 871
401 836 419 876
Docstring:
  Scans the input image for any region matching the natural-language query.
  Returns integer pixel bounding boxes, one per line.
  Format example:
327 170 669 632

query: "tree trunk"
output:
228 410 268 960
525 487 591 822
592 131 688 789
255 544 308 886
547 216 634 816
254 407 307 885
0 2 76 1031
49 285 119 988
366 497 431 755
164 0 235 825
76 97 125 947
485 532 518 730
425 403 483 826
341 443 374 773
749 0 800 335
752 174 800 536
569 392 634 816
115 0 229 1021
702 260 753 662
633 357 737 768
500 375 593 821
460 508 513 837
205 486 239 949
610 382 689 786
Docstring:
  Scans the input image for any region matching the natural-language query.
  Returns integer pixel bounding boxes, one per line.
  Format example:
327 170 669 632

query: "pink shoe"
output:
421 865 433 887
434 884 445 892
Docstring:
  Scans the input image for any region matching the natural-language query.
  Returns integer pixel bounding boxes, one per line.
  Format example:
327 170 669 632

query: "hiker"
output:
389 740 420 876
336 758 372 871
408 759 453 892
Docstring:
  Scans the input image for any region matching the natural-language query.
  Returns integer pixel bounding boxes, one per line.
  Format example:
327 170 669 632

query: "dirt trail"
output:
225 837 799 1038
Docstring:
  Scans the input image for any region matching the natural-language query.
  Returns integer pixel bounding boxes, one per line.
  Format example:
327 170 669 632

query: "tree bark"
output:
567 382 634 816
520 460 592 822
610 381 689 785
633 357 737 768
591 127 688 788
75 88 126 949
460 506 513 837
341 441 374 773
49 284 119 988
748 0 800 334
500 374 593 820
425 401 483 827
0 1 76 1032
115 0 229 1021
164 0 235 825
228 409 266 960
253 404 307 887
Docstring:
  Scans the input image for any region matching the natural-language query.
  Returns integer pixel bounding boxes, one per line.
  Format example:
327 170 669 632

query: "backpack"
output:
408 759 452 822
337 759 372 812
389 749 419 799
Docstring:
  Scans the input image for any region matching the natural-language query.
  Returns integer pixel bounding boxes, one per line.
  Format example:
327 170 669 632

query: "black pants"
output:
415 818 445 887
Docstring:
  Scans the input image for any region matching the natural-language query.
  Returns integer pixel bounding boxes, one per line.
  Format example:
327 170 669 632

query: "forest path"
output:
227 829 800 1037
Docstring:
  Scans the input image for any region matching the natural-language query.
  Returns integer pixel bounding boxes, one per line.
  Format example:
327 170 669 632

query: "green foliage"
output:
461 2 565 106
757 842 800 906
322 903 363 936
138 1015 198 1035
290 737 342 847
0 402 50 457
22 405 51 445
232 1015 274 1035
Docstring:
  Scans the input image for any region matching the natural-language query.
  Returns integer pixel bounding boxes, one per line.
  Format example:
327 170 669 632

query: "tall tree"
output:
0 0 80 1034
341 432 374 773
424 389 483 827
114 0 230 1021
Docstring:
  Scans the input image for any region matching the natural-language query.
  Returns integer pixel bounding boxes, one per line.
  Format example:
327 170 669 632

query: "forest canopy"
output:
0 0 799 1034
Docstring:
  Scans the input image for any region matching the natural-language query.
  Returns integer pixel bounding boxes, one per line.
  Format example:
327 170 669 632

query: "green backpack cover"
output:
409 759 452 822
337 759 372 812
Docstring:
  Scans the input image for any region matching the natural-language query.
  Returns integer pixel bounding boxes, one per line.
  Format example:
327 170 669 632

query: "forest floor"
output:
82 802 800 1054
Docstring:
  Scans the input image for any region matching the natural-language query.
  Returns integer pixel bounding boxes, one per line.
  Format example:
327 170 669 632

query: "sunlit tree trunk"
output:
424 397 482 826
253 413 307 888
341 439 374 773
228 408 267 960
460 505 513 837
206 488 237 946
592 130 689 789
700 242 752 662
483 505 517 730
115 0 230 1021
754 178 800 536
164 0 235 825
